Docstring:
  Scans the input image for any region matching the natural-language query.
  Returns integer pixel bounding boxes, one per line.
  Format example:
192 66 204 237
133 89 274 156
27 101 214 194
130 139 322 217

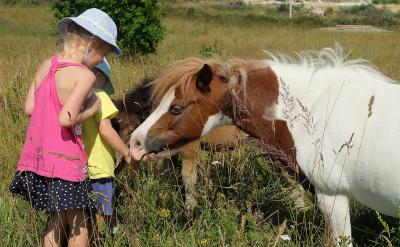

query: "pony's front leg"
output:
180 140 200 212
317 192 352 246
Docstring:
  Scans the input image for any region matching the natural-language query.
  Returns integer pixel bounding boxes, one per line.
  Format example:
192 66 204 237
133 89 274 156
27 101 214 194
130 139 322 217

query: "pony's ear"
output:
196 64 212 92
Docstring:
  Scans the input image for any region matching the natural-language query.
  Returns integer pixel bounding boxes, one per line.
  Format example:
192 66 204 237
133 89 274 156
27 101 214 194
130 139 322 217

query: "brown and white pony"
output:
130 47 400 246
112 79 242 211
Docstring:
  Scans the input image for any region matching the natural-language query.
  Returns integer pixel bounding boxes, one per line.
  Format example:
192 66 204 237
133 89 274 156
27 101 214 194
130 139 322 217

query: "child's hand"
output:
123 149 144 170
130 145 143 161
83 94 101 116
123 150 132 164
130 146 158 161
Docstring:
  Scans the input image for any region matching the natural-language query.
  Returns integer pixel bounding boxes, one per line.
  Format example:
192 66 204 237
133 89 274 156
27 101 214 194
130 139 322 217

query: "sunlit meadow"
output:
1 2 400 246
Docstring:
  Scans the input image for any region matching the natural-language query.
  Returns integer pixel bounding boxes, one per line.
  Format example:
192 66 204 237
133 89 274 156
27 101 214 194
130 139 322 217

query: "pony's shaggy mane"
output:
264 44 395 83
113 77 154 117
150 45 394 109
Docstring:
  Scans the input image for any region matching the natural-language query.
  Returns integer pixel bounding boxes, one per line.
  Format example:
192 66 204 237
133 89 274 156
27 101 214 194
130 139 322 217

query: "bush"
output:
373 0 400 4
51 0 165 56
324 7 333 16
187 6 195 16
277 3 289 13
199 42 221 57
343 4 380 16
229 0 245 7
337 4 399 26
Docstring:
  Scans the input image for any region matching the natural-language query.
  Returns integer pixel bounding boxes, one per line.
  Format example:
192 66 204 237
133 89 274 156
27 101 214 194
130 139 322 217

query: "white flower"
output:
280 234 291 241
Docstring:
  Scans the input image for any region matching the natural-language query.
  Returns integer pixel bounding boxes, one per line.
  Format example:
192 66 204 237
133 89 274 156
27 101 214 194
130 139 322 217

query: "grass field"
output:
1 2 400 246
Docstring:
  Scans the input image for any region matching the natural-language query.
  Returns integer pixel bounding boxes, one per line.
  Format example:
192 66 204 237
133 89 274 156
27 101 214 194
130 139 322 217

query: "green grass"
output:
1 3 400 246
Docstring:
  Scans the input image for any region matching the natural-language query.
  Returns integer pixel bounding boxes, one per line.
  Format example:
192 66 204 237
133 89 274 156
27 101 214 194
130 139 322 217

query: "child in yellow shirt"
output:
83 58 131 234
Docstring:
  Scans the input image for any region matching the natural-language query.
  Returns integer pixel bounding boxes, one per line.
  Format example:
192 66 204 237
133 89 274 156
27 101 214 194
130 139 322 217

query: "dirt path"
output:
245 0 400 13
318 25 390 32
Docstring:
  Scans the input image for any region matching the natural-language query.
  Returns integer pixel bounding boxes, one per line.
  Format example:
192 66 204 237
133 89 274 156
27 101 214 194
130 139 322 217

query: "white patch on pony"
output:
262 105 276 121
130 87 175 144
201 112 232 136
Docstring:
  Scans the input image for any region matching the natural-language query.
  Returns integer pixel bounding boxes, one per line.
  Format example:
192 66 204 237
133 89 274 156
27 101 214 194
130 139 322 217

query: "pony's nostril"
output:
131 134 145 150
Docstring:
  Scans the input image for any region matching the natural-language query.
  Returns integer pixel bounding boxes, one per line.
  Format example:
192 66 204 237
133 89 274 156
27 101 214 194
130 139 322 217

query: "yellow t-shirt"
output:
83 89 119 179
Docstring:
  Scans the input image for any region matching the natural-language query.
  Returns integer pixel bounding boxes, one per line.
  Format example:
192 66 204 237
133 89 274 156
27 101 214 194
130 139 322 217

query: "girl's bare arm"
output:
59 70 98 127
24 80 35 116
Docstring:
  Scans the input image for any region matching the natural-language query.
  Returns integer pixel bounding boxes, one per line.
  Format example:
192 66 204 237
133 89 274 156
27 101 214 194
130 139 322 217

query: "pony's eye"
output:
169 105 184 115
218 75 229 83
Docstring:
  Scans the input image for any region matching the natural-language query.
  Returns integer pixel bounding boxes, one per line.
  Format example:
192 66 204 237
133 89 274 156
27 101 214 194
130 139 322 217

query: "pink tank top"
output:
18 55 88 182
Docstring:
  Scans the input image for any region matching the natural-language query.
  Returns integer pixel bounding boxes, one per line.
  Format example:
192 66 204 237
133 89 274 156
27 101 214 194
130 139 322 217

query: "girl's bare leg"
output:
43 211 68 247
67 209 89 247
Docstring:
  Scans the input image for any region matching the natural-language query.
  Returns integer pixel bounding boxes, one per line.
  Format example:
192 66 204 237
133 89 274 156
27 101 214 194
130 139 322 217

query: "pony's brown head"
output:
130 58 234 158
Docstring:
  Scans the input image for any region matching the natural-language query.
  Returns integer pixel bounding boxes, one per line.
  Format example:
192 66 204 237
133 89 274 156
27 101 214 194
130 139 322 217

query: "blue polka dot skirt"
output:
9 171 97 212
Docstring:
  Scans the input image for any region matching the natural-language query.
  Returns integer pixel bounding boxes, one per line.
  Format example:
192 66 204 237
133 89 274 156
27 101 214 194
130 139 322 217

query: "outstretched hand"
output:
130 145 158 161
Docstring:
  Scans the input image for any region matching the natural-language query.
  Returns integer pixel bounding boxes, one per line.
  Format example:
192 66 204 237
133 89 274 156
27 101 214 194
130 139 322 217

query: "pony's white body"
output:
266 51 400 244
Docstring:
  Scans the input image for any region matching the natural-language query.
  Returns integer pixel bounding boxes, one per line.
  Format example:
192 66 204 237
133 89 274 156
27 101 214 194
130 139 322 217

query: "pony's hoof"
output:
185 195 198 212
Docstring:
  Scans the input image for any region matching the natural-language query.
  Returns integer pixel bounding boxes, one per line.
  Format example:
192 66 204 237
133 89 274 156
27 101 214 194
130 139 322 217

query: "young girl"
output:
9 8 122 247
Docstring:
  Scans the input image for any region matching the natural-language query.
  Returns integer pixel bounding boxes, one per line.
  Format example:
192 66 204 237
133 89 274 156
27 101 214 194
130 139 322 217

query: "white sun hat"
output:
57 8 122 56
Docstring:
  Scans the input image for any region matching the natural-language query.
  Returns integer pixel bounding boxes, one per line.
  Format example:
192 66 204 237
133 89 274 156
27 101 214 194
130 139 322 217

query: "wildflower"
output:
153 233 161 241
159 208 171 219
212 160 221 165
280 234 291 241
217 192 225 199
200 239 208 245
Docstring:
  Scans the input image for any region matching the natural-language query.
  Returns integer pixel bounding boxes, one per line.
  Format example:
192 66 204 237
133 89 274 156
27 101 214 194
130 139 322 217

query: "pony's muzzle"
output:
144 133 166 154
129 133 148 161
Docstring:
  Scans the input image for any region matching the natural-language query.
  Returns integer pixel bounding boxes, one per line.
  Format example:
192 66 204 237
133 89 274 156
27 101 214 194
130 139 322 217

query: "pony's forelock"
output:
151 58 225 105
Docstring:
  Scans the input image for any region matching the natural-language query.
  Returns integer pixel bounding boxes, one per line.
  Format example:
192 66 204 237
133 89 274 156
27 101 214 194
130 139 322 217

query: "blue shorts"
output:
91 178 114 216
